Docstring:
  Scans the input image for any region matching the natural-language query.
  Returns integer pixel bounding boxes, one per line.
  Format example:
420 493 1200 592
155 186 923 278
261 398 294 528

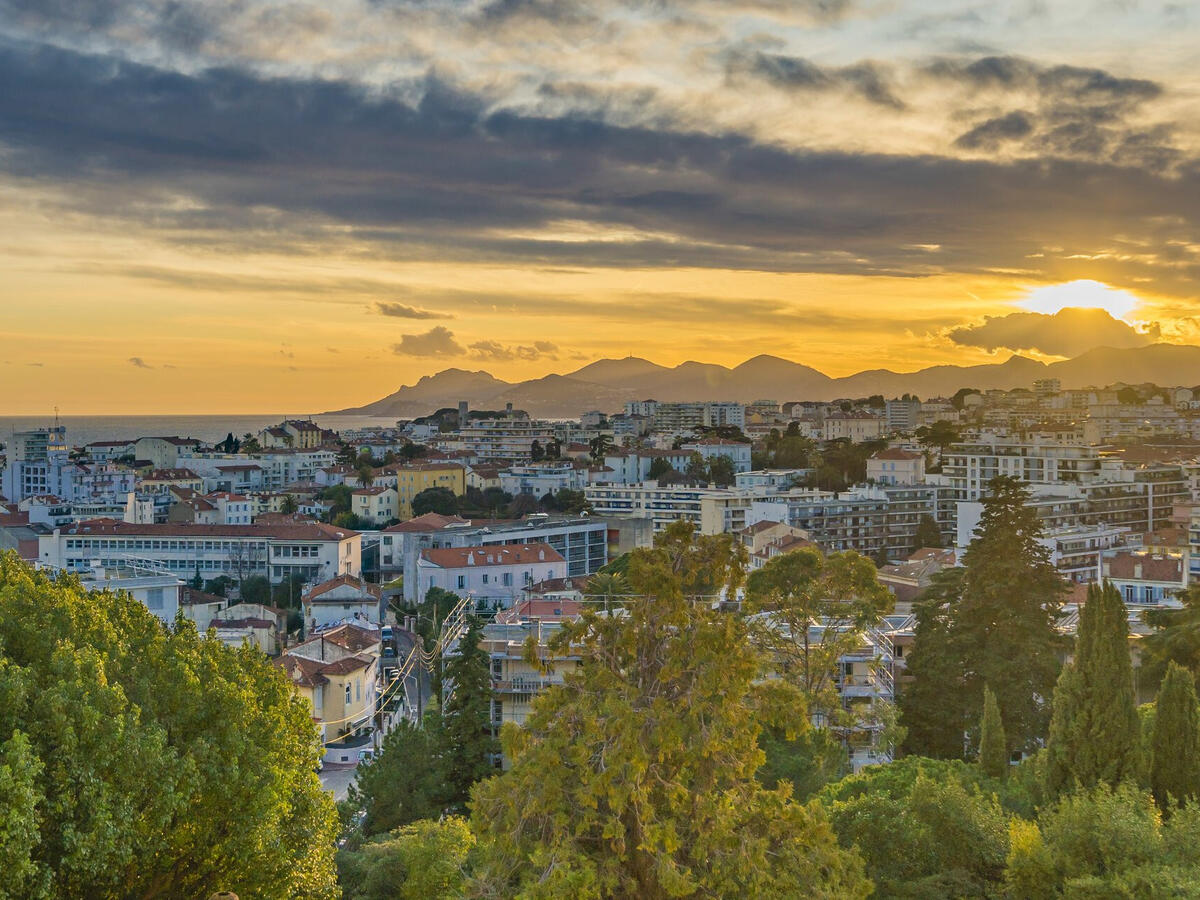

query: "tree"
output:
646 456 675 480
348 717 446 836
980 686 1008 779
585 570 629 613
1043 581 1140 797
914 420 961 456
685 450 708 483
240 433 262 454
189 566 203 591
901 477 1066 756
355 461 376 488
530 439 545 462
506 492 540 518
0 554 338 898
707 454 736 487
239 573 271 606
337 817 473 900
914 513 943 550
440 616 498 811
412 486 458 517
469 522 870 898
1140 583 1200 684
280 493 299 515
1151 662 1200 812
1117 385 1141 404
744 548 893 732
587 434 612 463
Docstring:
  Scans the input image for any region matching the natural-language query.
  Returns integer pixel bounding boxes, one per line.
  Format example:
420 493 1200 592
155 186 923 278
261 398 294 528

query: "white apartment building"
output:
585 482 760 534
499 463 588 497
39 519 361 585
823 412 885 442
867 449 926 485
352 486 399 524
440 417 557 462
417 543 567 605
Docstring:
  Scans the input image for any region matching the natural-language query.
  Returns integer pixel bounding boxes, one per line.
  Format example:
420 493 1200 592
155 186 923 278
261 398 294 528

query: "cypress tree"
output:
1044 582 1140 796
440 615 499 810
979 685 1007 779
1151 661 1200 812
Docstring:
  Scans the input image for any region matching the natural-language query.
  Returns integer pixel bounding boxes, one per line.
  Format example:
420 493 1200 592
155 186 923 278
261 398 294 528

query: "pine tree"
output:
1044 582 1140 796
914 513 943 550
901 477 1066 757
440 615 498 810
979 685 1007 779
1151 662 1200 812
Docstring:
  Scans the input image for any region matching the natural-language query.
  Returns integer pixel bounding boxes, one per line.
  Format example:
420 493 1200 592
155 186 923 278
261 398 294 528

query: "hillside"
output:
326 344 1200 418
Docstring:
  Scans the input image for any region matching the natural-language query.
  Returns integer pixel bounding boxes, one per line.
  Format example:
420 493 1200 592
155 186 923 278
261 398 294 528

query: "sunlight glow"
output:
1018 280 1141 320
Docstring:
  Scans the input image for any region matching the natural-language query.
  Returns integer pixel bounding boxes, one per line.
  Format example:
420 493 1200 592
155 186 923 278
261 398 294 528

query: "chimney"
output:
1135 562 1143 580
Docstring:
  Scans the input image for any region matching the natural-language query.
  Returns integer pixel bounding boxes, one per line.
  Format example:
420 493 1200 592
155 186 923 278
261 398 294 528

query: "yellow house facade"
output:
393 464 466 519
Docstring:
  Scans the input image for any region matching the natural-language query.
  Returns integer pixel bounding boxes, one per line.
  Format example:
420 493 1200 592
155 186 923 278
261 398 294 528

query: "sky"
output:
2 0 1199 413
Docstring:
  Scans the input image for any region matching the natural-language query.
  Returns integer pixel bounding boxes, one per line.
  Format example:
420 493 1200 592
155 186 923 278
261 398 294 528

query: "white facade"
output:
418 543 568 606
679 440 753 474
499 463 588 497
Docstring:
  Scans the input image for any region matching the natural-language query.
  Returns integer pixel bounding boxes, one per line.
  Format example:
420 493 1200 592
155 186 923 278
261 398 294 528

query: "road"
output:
320 764 358 802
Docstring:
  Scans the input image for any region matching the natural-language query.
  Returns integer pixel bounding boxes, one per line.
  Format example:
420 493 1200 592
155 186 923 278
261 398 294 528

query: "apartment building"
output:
391 463 466 518
585 483 760 535
679 439 753 473
352 486 399 525
385 513 609 602
867 449 926 485
440 417 556 462
823 412 885 442
499 462 588 497
417 543 568 605
39 519 361 584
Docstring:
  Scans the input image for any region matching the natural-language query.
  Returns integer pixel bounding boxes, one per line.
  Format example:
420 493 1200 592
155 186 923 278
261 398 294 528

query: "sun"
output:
1018 280 1141 320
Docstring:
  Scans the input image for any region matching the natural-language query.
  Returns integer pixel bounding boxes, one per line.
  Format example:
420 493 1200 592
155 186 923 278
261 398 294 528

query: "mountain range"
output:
329 343 1200 419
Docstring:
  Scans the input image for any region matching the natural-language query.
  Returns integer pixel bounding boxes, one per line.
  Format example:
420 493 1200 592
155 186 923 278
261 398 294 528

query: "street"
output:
320 764 358 803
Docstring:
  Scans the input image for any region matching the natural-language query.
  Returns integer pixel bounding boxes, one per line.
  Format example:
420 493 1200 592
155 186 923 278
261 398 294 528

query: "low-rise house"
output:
303 574 384 632
352 486 399 525
867 449 926 485
181 587 228 631
276 622 383 740
1102 550 1187 605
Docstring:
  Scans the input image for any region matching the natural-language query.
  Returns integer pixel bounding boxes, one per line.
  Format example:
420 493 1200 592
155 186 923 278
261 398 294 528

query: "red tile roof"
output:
872 449 924 461
384 512 471 533
304 574 382 602
421 542 565 568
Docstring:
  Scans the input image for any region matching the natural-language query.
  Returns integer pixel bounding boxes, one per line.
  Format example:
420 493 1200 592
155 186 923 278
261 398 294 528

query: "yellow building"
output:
275 623 381 740
392 463 466 519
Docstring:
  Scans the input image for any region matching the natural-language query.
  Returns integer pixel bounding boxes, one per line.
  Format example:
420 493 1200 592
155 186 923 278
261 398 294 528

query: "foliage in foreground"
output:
0 553 338 899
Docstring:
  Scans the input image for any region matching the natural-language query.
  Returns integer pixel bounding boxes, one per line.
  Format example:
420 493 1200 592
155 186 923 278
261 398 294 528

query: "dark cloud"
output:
948 307 1160 357
728 52 905 109
392 326 464 357
374 301 450 319
955 110 1034 149
930 55 1175 168
0 40 1197 299
128 356 153 368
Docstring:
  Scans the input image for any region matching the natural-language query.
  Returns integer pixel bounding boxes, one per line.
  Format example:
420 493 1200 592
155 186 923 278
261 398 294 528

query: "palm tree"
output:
586 571 630 614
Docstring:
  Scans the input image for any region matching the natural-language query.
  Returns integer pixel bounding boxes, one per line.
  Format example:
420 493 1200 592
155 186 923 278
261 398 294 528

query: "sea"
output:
0 414 401 449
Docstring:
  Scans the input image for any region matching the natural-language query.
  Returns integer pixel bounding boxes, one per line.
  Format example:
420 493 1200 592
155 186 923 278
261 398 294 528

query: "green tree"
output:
440 616 498 811
707 454 736 487
901 477 1065 756
1044 581 1140 797
469 523 870 899
913 513 942 550
757 725 847 801
684 451 708 483
356 461 376 488
239 573 271 605
913 420 961 456
1151 662 1200 812
189 566 203 590
280 493 299 515
337 817 473 900
412 486 459 517
979 685 1007 779
240 432 262 454
646 456 674 480
0 554 337 898
1140 583 1200 684
585 570 629 613
530 440 545 461
744 547 893 731
821 771 1009 897
588 434 613 463
349 717 446 836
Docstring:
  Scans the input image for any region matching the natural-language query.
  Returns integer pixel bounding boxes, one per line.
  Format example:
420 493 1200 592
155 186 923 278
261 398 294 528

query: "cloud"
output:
128 356 153 368
955 111 1034 150
727 52 905 109
469 339 559 361
948 307 1160 357
392 326 464 357
374 301 450 320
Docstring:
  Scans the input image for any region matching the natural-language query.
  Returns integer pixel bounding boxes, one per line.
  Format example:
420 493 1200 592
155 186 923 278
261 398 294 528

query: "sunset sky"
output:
2 0 1199 413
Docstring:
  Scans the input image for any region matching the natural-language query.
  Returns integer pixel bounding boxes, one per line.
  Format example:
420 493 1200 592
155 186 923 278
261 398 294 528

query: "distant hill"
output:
327 344 1200 418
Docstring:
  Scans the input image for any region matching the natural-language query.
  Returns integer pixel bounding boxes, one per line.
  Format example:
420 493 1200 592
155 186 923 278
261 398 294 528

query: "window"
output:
502 572 512 587
355 679 361 701
345 683 352 704
457 575 466 589
145 588 164 610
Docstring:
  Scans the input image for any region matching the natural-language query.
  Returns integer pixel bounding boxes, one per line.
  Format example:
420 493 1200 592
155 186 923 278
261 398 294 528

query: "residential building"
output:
303 574 385 632
417 542 568 606
1102 550 1187 605
885 398 921 433
499 463 588 497
585 482 760 535
276 623 382 741
867 449 926 485
134 437 203 470
823 412 885 442
352 486 399 525
38 519 361 585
